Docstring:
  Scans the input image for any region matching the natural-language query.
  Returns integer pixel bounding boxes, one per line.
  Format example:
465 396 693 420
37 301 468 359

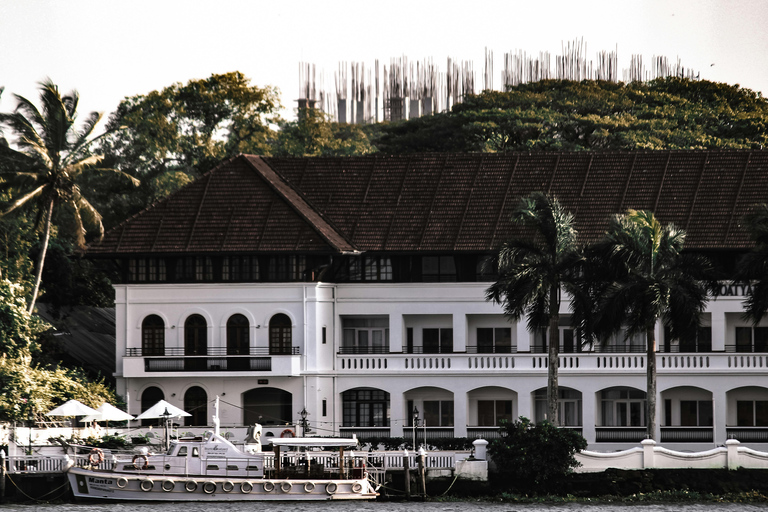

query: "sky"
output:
1 0 767 125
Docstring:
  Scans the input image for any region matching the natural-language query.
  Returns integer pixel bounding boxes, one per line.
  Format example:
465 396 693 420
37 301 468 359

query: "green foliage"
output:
0 277 47 359
361 436 473 451
97 71 281 226
80 434 129 450
590 210 718 341
0 80 137 313
0 355 116 422
273 108 377 157
737 204 768 324
375 78 768 153
489 416 587 491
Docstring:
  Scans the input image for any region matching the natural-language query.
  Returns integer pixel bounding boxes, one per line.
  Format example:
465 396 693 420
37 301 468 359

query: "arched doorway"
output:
269 314 292 355
227 314 250 355
140 386 164 426
142 315 165 356
185 314 207 370
184 386 208 426
242 388 292 426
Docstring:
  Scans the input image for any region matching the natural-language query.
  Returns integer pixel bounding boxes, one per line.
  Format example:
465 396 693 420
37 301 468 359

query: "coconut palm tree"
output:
0 79 137 313
590 209 716 440
486 192 583 425
738 204 768 324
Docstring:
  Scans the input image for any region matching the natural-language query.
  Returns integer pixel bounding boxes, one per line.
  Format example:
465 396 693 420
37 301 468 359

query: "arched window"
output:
243 388 292 425
140 386 164 426
142 315 165 356
185 314 207 356
342 388 390 427
227 314 250 355
269 314 292 355
184 386 208 426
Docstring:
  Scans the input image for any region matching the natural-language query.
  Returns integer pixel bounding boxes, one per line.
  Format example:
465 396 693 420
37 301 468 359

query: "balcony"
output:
726 427 768 442
123 347 300 377
339 427 391 440
660 426 714 443
595 426 647 443
335 349 768 375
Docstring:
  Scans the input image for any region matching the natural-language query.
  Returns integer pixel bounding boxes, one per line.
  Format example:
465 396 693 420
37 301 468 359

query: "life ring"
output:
184 480 198 492
352 482 363 493
202 481 216 494
263 481 275 492
326 482 337 495
280 481 292 493
241 481 253 494
89 448 105 466
280 429 295 438
221 481 235 493
140 479 154 492
116 477 128 489
304 481 315 492
132 454 149 470
161 479 175 492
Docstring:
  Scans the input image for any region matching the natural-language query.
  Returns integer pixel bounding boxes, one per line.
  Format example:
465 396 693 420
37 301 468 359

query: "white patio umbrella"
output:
46 399 99 417
80 403 135 424
136 400 191 451
135 400 191 420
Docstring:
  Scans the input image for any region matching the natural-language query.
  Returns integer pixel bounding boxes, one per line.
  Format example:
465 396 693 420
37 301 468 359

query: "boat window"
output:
178 446 188 456
192 447 200 458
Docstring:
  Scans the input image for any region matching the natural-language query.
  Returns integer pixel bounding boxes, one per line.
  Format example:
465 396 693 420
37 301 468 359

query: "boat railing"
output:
5 450 459 476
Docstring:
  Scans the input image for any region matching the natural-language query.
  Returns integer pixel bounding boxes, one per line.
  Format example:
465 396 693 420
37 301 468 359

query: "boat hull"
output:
68 467 378 501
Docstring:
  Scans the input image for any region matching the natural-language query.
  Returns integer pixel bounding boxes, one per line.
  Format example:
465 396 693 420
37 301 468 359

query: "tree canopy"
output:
375 78 768 153
95 72 281 226
0 79 137 312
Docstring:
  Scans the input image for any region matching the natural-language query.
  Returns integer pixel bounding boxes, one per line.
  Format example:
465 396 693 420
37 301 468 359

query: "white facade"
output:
114 278 768 451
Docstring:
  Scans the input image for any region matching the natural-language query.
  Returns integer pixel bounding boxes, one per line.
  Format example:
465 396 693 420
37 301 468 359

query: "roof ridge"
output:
243 156 360 254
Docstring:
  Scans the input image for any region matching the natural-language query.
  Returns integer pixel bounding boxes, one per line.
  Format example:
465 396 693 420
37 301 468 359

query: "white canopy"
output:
80 402 135 423
46 399 99 417
135 400 191 420
270 436 359 448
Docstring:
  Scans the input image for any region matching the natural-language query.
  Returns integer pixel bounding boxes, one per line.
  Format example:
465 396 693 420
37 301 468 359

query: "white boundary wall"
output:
575 439 768 472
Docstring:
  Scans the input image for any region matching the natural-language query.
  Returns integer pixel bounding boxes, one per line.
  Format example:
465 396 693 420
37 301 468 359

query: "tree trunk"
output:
646 325 657 440
28 197 54 314
547 285 560 426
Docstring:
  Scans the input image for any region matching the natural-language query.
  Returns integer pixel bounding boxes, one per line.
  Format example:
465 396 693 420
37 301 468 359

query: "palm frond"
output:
1 184 46 216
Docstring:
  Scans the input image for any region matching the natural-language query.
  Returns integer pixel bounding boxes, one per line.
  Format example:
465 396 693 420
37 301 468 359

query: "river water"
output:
2 502 767 512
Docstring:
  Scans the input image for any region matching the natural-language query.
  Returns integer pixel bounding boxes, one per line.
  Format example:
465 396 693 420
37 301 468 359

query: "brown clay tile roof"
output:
88 150 768 256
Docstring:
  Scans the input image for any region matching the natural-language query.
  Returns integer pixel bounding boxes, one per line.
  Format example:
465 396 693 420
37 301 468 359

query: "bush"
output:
82 434 129 450
489 416 587 493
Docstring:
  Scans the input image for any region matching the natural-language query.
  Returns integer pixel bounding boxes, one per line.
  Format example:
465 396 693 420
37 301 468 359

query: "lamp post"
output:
412 406 419 450
299 407 309 437
160 407 172 451
27 409 34 456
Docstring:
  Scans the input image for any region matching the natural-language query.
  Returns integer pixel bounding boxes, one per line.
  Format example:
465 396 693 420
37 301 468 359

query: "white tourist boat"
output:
67 432 378 501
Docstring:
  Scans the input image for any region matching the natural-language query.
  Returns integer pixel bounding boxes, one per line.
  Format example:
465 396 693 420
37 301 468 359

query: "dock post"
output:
417 447 426 497
403 450 411 499
1 450 6 502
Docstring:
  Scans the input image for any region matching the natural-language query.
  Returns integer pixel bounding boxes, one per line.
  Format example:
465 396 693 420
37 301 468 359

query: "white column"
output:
390 313 404 353
516 321 530 352
390 392 405 438
713 387 728 446
711 305 727 352
453 391 468 438
453 314 467 352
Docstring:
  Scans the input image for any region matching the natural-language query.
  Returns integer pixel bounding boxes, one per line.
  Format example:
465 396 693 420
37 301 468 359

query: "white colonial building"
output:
89 151 768 451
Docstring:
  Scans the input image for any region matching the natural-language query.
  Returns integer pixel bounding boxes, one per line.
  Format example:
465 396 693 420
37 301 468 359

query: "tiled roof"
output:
88 150 768 256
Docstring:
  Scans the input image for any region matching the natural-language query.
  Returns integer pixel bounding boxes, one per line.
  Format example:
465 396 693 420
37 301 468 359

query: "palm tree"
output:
0 79 137 313
738 204 768 324
486 192 583 426
590 210 716 440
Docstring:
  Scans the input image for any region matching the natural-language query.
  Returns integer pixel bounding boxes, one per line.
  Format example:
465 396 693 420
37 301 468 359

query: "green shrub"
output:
489 416 587 493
